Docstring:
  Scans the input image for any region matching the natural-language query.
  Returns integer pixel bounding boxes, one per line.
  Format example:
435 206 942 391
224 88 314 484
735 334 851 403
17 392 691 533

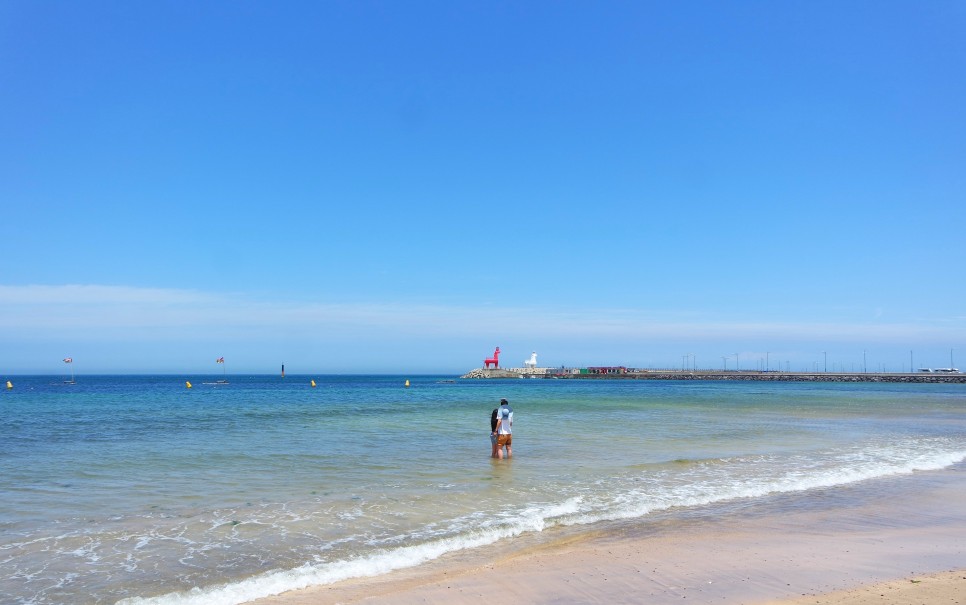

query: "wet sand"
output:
254 468 966 605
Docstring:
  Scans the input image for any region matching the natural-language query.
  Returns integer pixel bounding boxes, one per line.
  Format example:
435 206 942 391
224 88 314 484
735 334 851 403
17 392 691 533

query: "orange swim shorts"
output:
497 433 512 447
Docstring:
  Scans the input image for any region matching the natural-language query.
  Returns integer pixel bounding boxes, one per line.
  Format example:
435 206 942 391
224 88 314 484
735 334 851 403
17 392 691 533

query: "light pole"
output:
722 356 728 371
734 353 739 372
766 351 770 372
822 351 827 373
863 350 866 374
952 348 956 369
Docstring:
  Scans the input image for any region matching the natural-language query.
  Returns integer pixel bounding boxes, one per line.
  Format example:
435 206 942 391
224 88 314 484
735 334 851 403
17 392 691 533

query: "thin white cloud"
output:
0 284 219 304
0 284 963 345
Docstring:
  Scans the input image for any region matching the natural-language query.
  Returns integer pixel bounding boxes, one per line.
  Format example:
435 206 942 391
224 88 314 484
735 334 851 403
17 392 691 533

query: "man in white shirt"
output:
495 398 513 459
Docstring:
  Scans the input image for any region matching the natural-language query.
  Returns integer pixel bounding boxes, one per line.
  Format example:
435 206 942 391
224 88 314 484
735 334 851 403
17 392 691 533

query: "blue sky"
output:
1 1 964 374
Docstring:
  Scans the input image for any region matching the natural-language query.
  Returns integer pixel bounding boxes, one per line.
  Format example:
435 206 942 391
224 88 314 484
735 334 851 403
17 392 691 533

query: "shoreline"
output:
254 466 966 605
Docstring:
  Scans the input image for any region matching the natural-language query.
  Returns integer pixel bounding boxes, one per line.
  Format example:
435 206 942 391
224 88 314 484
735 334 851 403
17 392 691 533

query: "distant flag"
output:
63 357 73 363
216 357 224 363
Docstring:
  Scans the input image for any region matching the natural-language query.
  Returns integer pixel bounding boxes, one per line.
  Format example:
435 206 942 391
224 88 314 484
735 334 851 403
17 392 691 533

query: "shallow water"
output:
1 375 964 604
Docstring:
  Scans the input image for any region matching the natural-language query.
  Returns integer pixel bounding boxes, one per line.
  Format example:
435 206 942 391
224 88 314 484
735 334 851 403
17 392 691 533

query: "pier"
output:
461 368 966 383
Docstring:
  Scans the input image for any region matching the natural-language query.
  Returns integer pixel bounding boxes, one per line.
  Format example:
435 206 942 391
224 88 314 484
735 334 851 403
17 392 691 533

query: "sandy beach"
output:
254 467 965 605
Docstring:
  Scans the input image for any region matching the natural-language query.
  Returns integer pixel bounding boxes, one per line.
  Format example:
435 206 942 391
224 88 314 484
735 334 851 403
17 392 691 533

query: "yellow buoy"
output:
310 379 316 387
185 381 192 389
5 381 11 389
404 379 410 388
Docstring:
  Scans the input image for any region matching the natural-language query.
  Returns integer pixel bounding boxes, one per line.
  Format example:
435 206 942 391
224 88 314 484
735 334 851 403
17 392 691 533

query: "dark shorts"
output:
490 433 498 446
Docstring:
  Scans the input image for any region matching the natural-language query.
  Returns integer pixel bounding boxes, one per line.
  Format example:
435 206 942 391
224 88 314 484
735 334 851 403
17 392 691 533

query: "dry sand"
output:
254 469 966 605
767 570 964 604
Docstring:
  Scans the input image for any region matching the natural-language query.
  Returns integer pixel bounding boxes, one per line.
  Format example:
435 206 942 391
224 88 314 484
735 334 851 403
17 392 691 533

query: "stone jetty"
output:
460 368 966 383
624 371 965 383
461 368 523 379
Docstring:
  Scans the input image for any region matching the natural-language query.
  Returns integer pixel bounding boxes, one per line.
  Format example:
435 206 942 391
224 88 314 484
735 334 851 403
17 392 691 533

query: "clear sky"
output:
1 1 964 375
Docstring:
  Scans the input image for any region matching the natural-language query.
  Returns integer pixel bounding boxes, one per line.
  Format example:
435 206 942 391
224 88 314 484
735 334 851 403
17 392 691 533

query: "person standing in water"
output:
490 406 500 458
495 398 513 459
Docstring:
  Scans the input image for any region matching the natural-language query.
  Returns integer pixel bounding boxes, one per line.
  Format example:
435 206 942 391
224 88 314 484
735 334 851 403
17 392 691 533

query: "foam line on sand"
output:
253 468 966 605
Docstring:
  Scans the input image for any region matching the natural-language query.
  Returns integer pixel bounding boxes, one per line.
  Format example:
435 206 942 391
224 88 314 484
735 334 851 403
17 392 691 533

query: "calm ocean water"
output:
1 375 965 604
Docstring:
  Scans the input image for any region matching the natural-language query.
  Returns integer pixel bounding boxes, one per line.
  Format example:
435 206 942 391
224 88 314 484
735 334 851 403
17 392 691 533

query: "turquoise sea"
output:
2 375 965 604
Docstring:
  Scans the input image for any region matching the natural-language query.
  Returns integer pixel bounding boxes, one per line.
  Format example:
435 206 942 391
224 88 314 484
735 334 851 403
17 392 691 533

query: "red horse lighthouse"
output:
484 347 501 368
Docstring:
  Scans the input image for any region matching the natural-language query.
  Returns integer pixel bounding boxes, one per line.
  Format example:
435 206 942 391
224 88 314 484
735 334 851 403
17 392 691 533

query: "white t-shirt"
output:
496 406 513 434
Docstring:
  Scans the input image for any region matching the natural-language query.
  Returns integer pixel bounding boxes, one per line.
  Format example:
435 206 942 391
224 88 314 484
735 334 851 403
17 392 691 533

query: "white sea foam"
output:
116 445 965 605
562 442 966 529
116 498 583 605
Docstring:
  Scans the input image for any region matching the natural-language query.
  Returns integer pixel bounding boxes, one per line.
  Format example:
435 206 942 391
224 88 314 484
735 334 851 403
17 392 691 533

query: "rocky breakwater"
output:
461 368 522 379
621 371 966 383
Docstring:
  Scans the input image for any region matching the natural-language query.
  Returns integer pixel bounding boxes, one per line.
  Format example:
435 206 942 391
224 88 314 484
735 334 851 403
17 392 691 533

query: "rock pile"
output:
460 368 521 379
